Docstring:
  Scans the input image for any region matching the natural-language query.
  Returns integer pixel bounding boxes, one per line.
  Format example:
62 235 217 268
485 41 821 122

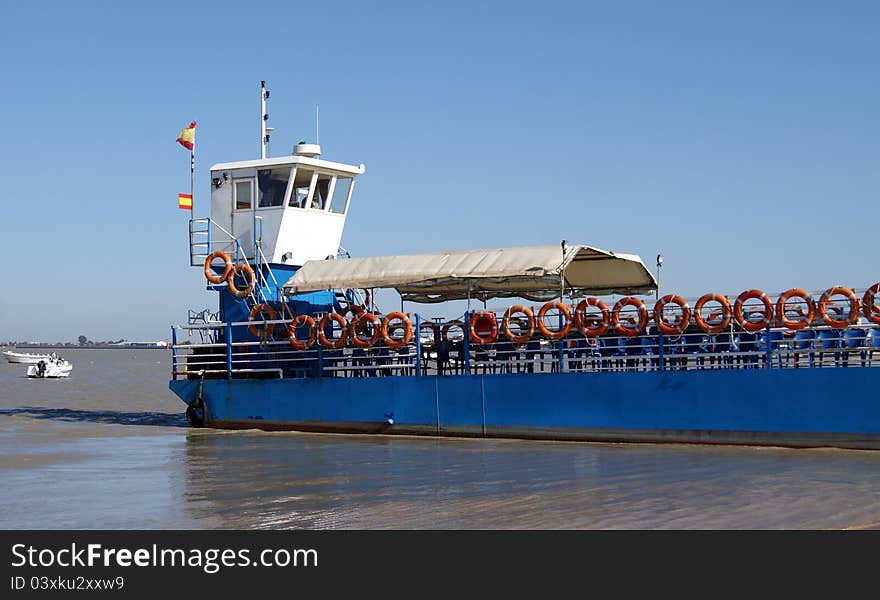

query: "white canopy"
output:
282 244 657 303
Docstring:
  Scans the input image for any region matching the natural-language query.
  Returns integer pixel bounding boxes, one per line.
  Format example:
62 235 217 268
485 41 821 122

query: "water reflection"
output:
181 431 880 529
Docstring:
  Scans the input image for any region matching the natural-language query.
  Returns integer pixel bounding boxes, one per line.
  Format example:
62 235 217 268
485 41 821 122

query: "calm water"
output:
1 348 879 529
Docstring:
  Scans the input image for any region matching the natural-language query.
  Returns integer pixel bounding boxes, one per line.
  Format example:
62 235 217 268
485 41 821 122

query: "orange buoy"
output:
318 313 350 349
733 289 773 333
818 286 859 329
350 312 381 348
469 311 499 345
537 301 572 341
248 304 278 339
288 315 316 350
653 294 691 335
573 298 609 337
203 250 233 284
775 288 815 331
612 297 648 337
227 263 255 298
693 293 731 334
382 312 413 349
862 283 880 325
501 305 535 345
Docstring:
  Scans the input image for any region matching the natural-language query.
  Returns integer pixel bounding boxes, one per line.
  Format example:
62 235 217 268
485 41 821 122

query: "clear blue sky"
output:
1 1 878 342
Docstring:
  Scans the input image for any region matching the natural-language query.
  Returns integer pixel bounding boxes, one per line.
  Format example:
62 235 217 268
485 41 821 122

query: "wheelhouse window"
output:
329 177 352 214
234 179 253 210
311 173 333 210
289 169 315 208
257 167 292 208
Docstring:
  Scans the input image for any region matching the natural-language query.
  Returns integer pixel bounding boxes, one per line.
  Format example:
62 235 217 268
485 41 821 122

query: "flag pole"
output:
190 149 195 213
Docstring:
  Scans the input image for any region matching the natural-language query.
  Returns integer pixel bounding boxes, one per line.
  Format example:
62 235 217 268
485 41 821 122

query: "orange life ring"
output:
318 313 350 348
818 286 859 329
733 289 773 333
573 298 609 337
775 288 815 331
441 320 465 342
469 311 499 345
537 302 572 340
227 263 255 298
501 305 535 345
382 312 413 349
862 283 880 325
612 297 648 337
653 294 691 335
350 312 381 348
693 293 731 334
203 251 233 284
288 315 316 350
248 304 278 339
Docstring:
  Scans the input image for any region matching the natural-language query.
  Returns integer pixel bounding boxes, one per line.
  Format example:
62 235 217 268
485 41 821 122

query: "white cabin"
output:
208 143 365 267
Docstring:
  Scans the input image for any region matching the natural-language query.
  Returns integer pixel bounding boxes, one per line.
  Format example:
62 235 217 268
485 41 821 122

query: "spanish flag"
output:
176 121 196 151
178 193 193 210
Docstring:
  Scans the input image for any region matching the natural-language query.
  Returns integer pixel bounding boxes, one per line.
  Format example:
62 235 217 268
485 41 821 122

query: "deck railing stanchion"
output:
171 326 178 379
557 309 565 373
225 321 233 378
463 311 471 375
658 330 665 371
415 313 422 376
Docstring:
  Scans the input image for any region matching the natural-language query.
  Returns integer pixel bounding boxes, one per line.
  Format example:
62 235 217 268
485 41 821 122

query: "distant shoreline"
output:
4 344 168 350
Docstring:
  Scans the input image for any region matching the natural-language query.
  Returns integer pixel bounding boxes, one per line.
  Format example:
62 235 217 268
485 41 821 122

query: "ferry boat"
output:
169 83 880 450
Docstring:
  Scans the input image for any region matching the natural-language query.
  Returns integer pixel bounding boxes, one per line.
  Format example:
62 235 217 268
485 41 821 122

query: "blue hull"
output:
169 368 880 450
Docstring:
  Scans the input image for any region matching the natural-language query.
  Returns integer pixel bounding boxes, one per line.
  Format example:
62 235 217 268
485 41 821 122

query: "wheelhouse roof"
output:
281 244 657 303
210 155 365 176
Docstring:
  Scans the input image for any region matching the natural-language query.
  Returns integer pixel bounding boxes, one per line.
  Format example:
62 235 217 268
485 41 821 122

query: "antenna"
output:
316 105 320 146
260 80 270 159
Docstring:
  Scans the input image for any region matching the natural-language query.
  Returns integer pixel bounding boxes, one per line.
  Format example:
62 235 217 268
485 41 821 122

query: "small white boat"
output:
3 350 53 364
26 355 73 378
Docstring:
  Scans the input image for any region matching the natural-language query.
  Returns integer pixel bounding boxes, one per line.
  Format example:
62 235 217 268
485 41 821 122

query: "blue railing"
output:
170 308 880 380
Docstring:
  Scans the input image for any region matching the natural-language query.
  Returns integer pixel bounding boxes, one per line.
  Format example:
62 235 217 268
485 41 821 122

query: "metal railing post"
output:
225 321 233 378
171 326 178 379
317 344 324 378
765 322 773 369
658 331 665 371
462 311 471 375
415 313 422 376
557 309 565 373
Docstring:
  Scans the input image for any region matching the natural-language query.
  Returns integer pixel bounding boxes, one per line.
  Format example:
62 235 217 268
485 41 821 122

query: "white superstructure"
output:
209 151 364 266
205 82 365 268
